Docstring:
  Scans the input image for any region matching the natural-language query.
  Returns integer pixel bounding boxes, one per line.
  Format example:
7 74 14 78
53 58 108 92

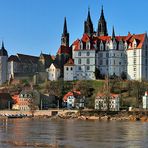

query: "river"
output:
0 118 147 148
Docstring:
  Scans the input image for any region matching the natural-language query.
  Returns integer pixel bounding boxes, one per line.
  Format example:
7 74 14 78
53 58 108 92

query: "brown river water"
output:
0 118 147 148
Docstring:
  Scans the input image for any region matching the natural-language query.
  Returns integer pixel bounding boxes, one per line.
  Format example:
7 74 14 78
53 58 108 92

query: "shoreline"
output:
0 110 148 122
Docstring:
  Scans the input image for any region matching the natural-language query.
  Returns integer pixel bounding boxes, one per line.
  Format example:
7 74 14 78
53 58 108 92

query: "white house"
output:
64 58 75 81
72 34 96 80
47 63 60 81
95 93 120 111
0 42 8 85
142 91 148 109
63 91 84 109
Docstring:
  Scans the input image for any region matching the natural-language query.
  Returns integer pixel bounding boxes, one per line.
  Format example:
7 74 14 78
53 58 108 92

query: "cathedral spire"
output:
61 17 69 47
2 41 4 49
101 5 104 19
112 26 115 39
63 17 68 35
97 5 108 36
84 7 94 36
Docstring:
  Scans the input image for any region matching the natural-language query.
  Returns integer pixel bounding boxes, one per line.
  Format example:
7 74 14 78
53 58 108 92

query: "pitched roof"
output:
63 91 81 102
8 55 20 62
17 53 39 64
73 33 146 51
64 58 74 66
127 33 145 50
96 93 119 99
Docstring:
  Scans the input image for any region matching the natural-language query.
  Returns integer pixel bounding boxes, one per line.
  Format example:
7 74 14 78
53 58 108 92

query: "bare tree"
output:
28 93 38 117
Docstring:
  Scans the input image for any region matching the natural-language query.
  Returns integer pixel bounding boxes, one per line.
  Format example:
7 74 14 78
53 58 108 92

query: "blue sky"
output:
0 0 148 56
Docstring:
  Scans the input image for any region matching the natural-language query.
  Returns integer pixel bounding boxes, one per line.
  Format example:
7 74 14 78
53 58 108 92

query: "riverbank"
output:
0 110 148 122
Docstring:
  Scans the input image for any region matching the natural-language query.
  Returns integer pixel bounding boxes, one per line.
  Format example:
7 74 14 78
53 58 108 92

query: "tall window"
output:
78 59 81 64
78 52 81 56
86 59 90 64
78 66 81 71
86 66 90 70
87 52 90 56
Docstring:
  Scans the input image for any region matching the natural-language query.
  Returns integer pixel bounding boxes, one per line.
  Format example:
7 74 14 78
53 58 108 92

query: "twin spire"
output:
84 5 108 36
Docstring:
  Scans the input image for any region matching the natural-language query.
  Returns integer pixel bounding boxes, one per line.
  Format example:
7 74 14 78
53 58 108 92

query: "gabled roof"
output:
64 58 74 66
127 33 145 50
63 91 81 102
49 62 60 69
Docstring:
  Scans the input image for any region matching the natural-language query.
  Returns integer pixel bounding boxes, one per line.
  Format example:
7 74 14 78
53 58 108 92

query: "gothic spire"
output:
97 5 108 36
2 41 4 49
63 17 68 35
84 7 94 36
61 17 69 47
0 41 8 56
112 26 115 39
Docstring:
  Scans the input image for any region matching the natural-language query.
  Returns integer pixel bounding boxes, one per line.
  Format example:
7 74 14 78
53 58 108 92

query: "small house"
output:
95 93 120 111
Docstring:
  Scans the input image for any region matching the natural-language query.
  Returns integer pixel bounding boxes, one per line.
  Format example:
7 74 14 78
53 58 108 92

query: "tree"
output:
74 80 94 108
47 80 64 108
132 80 146 108
28 93 39 117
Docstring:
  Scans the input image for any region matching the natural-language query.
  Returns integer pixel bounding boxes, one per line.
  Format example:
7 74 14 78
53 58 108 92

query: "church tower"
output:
61 17 69 47
97 6 108 36
84 8 94 36
0 41 8 85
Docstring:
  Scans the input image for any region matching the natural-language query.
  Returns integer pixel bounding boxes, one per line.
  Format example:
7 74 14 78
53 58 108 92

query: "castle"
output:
0 6 148 85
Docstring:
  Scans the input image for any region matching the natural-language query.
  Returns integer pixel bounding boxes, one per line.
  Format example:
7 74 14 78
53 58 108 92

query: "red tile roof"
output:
63 91 81 102
72 33 146 51
96 93 119 99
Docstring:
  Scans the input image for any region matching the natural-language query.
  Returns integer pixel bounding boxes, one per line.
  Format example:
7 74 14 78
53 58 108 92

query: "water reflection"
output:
0 119 147 148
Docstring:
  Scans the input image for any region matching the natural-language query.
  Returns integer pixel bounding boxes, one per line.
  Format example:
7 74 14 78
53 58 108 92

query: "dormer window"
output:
80 41 83 50
86 41 90 50
133 39 137 48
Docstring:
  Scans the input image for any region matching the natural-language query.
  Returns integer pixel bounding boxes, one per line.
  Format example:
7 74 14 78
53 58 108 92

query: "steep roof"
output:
0 42 8 56
127 33 145 50
73 33 146 51
63 91 81 102
64 58 74 66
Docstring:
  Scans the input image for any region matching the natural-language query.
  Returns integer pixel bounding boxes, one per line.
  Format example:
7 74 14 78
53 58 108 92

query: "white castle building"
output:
64 7 148 81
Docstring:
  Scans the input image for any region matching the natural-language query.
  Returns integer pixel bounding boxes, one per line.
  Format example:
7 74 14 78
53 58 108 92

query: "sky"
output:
0 0 148 56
